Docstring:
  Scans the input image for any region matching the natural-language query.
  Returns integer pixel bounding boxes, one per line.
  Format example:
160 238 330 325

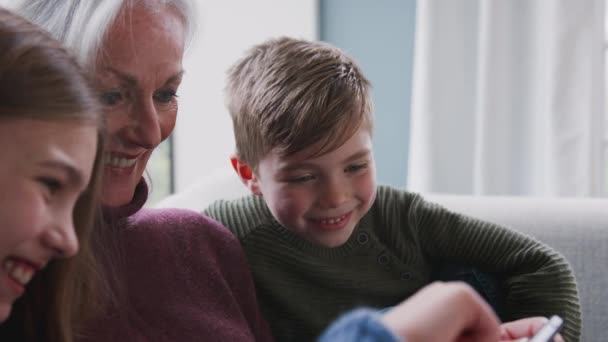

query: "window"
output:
604 138 608 194
145 138 173 206
604 1 608 195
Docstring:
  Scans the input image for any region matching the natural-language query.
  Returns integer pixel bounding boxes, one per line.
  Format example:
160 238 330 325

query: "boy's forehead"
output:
258 147 315 173
285 120 371 153
268 127 373 169
271 140 334 167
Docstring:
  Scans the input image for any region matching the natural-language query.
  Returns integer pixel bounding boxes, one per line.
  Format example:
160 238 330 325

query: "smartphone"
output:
528 315 563 342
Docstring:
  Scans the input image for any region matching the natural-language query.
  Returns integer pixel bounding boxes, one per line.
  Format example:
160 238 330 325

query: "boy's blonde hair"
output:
226 37 374 169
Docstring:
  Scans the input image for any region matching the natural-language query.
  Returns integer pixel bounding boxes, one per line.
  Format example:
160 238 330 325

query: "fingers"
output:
380 282 565 342
499 317 548 339
381 281 501 342
503 335 563 342
499 317 564 342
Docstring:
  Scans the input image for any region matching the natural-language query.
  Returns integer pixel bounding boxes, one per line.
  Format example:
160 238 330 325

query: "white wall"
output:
174 0 318 191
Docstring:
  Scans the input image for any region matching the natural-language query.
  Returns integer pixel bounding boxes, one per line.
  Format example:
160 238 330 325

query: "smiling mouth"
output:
2 258 37 288
308 211 353 231
104 154 137 168
312 213 350 225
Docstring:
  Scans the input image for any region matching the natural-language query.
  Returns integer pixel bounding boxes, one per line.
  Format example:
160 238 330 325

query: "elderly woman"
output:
0 8 104 341
9 1 274 340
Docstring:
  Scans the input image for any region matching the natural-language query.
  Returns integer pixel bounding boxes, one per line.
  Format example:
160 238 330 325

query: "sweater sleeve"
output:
377 188 581 342
317 309 400 342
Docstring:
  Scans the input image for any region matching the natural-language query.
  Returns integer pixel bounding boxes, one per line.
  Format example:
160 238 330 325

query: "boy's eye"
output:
38 176 63 195
100 90 124 106
345 163 368 173
154 89 178 103
286 174 315 183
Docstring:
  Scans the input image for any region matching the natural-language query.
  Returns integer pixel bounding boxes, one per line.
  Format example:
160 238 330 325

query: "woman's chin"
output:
102 167 143 207
102 187 136 208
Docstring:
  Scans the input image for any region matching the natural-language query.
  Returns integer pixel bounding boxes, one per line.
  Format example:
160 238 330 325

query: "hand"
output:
381 281 501 342
499 317 564 342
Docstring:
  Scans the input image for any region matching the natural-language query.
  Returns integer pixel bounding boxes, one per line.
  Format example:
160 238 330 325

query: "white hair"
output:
8 0 196 70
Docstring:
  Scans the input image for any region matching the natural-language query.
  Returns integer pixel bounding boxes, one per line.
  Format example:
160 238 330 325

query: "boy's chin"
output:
313 232 353 248
320 240 349 248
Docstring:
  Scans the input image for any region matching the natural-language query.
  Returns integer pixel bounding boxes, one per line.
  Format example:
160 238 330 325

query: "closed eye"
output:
345 163 368 173
286 174 316 183
38 176 63 195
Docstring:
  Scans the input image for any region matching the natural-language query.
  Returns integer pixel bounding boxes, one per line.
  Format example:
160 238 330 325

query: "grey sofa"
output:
158 170 607 341
426 194 607 342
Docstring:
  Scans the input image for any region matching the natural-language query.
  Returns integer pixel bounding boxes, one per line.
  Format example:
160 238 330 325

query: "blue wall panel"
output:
320 0 416 187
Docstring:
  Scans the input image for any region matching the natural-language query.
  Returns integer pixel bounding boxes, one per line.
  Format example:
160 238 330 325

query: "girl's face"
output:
95 6 186 207
0 118 97 322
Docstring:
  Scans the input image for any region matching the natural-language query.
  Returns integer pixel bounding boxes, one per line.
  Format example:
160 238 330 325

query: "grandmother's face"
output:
96 5 185 207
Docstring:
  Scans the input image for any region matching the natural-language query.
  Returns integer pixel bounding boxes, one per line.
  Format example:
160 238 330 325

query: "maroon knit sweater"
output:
79 181 274 342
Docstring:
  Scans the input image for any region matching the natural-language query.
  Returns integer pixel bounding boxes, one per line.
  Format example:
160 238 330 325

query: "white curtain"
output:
407 0 605 196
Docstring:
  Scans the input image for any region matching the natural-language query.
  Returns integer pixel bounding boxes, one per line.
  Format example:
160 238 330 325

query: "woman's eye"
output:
99 90 123 106
287 174 315 183
38 177 62 195
154 89 178 103
345 163 368 173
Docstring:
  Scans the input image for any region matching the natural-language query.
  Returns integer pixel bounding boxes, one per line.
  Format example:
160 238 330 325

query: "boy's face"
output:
252 127 376 248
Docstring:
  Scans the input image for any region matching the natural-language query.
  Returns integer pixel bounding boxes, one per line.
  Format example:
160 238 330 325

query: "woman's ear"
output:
230 155 262 195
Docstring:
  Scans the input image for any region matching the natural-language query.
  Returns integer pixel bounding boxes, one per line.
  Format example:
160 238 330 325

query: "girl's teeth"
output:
3 259 35 286
3 259 13 272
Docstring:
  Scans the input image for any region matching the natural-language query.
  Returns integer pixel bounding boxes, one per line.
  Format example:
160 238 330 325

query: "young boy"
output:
205 37 581 342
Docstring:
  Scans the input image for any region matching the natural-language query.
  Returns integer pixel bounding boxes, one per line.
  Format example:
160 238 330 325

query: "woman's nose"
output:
131 99 162 149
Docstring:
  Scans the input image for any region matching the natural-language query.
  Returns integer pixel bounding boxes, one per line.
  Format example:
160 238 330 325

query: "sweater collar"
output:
102 179 148 221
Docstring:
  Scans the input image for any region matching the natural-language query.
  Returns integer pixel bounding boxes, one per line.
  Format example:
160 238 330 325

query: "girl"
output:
0 8 104 342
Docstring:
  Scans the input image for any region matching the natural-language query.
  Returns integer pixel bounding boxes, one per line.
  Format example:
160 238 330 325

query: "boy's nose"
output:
319 181 348 209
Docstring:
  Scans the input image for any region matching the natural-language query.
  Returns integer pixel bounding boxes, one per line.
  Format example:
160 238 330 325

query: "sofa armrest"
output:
425 194 608 342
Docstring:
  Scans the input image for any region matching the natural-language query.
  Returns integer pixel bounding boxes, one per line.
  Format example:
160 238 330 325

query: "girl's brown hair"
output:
0 8 104 342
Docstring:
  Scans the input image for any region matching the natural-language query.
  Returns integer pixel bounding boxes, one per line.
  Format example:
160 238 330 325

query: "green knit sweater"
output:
205 185 581 342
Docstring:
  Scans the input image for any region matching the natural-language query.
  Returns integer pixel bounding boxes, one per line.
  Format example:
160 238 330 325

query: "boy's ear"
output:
230 155 262 196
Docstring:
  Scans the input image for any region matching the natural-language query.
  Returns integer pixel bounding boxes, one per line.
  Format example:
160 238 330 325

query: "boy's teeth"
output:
3 259 35 286
319 214 348 225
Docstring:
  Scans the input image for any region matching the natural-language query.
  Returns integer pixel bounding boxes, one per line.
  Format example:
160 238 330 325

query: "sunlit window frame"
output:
603 0 608 195
145 136 174 206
